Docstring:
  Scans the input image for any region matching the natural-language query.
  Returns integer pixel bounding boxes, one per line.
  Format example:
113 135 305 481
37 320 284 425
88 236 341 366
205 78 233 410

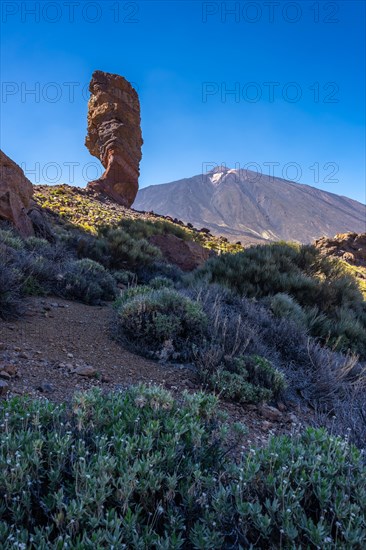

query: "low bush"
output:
270 292 307 327
149 276 175 289
112 269 137 287
60 259 117 305
117 217 189 241
99 226 162 269
0 253 23 319
0 387 365 548
206 355 287 404
0 229 119 306
0 228 24 250
115 287 208 360
61 226 162 271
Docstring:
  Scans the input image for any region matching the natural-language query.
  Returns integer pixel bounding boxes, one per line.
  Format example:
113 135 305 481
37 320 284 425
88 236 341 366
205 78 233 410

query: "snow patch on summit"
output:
210 171 225 185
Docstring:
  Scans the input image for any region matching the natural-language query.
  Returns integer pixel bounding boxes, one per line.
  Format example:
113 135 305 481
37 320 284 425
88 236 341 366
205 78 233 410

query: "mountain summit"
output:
134 169 366 244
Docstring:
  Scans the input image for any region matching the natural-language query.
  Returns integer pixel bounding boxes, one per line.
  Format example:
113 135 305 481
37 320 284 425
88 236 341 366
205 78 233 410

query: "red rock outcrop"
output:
149 233 212 271
85 70 143 207
0 150 34 237
315 232 366 267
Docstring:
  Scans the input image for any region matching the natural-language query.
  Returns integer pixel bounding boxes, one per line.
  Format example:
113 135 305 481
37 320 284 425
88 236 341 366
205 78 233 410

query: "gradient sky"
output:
1 0 365 202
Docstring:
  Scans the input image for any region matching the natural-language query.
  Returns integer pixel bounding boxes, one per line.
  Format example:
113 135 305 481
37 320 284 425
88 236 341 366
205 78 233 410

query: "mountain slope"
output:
134 167 366 244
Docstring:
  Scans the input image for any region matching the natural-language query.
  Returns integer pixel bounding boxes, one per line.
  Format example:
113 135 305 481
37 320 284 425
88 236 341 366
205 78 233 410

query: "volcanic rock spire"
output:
85 70 143 207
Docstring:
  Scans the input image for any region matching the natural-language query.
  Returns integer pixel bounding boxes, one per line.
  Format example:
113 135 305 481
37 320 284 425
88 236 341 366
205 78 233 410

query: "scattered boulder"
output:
85 70 143 207
260 404 283 422
27 203 55 242
149 233 211 271
0 150 34 236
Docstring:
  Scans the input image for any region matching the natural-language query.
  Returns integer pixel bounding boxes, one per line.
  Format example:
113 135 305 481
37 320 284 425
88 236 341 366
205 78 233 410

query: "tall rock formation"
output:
0 150 34 237
85 70 143 207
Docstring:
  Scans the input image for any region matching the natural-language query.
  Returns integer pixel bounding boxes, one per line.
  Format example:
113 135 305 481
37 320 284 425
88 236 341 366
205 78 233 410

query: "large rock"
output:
149 233 211 271
315 232 366 267
0 150 34 237
85 70 143 207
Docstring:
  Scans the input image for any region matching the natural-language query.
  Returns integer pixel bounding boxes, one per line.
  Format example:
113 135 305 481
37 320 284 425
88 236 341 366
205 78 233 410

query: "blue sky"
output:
1 0 365 202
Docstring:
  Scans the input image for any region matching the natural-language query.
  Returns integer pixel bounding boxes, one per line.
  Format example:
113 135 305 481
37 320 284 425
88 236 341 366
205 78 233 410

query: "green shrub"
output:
0 254 23 319
149 276 175 289
205 355 286 404
116 288 208 359
60 226 162 272
0 388 365 549
112 269 136 286
23 236 52 254
270 292 307 327
0 228 24 250
117 217 189 241
60 259 117 305
98 226 162 269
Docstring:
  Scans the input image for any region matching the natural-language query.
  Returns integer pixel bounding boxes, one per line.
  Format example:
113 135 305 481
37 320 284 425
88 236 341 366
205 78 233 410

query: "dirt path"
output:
0 297 196 402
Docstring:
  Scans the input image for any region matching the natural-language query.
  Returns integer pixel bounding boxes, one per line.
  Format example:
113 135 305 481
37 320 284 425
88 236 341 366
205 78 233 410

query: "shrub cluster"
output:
0 387 365 549
196 242 366 358
61 225 162 271
0 229 118 308
183 284 366 444
115 286 208 360
206 354 287 404
0 247 23 320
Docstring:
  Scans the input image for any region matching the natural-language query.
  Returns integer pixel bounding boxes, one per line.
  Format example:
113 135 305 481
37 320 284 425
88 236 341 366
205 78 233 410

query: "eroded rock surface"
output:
315 232 366 267
0 150 34 237
85 70 143 207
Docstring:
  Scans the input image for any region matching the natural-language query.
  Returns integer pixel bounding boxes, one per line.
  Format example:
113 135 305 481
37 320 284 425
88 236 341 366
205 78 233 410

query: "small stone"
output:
37 383 55 393
0 371 11 380
0 380 9 395
74 365 97 378
245 404 259 412
19 351 31 360
260 405 283 422
261 420 273 431
288 413 299 424
2 364 18 377
67 353 74 358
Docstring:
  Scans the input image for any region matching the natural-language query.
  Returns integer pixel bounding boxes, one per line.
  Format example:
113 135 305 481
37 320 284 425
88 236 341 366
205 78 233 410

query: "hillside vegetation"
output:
34 184 242 254
1 387 365 548
1 186 366 548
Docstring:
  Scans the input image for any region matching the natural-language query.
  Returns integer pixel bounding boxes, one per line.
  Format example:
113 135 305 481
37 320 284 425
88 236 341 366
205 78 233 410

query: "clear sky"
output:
1 0 365 202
